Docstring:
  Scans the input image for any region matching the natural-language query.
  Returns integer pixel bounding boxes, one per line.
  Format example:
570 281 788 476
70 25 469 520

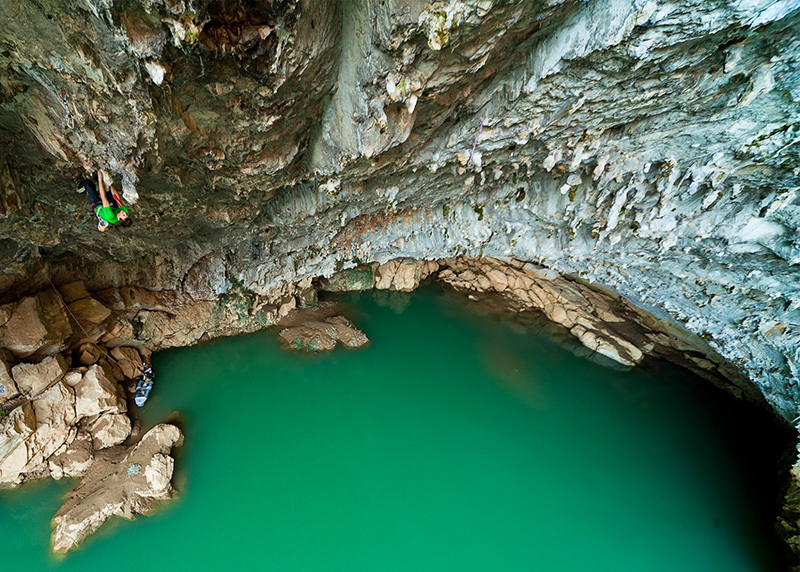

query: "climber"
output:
76 168 132 231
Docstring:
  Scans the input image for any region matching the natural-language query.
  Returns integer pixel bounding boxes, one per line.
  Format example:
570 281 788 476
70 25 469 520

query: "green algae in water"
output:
0 286 787 571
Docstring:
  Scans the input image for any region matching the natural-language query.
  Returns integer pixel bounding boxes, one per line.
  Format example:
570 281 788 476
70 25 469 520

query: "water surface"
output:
0 286 786 570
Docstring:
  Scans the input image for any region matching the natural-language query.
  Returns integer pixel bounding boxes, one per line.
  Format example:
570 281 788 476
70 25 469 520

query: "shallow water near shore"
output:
0 286 787 570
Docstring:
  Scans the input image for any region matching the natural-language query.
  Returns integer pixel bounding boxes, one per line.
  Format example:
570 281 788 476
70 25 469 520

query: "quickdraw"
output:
59 88 74 129
467 114 486 166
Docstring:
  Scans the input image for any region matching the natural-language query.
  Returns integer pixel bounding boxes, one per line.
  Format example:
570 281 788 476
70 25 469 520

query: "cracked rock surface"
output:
0 0 799 559
51 423 183 553
0 0 797 422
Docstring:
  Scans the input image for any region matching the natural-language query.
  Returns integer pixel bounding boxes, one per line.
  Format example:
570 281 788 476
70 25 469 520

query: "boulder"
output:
48 430 94 479
110 346 144 379
62 370 83 387
11 354 69 398
88 413 131 449
0 381 77 486
374 258 438 291
323 265 376 292
0 291 71 358
52 423 183 553
59 281 91 304
76 343 103 365
279 312 368 352
0 349 20 406
68 296 112 329
101 316 136 348
74 365 126 421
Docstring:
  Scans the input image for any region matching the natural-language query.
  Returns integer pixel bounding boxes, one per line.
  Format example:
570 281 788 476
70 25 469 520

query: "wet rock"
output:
278 304 368 352
11 354 69 398
437 257 747 388
51 423 183 553
322 265 376 292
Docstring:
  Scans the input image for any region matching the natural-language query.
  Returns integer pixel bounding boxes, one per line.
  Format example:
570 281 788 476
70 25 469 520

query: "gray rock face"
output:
0 0 796 421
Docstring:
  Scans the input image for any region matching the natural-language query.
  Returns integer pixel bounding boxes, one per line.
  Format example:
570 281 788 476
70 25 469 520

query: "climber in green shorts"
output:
77 168 132 231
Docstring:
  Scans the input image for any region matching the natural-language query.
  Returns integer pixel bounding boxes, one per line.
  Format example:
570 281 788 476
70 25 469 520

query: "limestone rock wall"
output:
0 0 796 424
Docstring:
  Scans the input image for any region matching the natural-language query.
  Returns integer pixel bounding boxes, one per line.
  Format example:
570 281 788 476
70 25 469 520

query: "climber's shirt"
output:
79 177 120 224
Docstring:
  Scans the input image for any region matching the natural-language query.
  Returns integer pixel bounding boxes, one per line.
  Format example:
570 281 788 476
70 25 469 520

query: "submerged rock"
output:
0 0 798 560
51 423 183 553
278 304 369 352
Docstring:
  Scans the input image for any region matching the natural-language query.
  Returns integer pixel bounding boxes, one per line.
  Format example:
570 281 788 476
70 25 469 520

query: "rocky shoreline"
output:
0 255 796 558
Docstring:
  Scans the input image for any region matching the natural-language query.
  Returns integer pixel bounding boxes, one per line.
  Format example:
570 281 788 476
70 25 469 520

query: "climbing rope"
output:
34 256 145 376
367 12 377 65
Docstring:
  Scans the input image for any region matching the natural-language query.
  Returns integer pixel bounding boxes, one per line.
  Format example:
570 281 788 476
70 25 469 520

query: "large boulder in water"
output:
278 303 369 352
51 423 183 553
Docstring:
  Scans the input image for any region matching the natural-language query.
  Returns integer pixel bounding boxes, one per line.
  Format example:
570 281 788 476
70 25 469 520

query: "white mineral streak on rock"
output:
144 61 166 85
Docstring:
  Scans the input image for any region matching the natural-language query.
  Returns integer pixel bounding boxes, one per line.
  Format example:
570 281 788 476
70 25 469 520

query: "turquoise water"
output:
0 286 787 570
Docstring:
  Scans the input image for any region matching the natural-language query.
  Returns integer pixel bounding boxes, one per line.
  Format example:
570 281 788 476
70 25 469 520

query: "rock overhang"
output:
0 1 797 418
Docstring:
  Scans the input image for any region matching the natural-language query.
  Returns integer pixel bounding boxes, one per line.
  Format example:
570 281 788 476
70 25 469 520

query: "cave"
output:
0 0 798 566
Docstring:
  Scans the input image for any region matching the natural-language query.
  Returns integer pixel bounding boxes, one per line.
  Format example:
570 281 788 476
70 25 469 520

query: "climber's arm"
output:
97 170 111 208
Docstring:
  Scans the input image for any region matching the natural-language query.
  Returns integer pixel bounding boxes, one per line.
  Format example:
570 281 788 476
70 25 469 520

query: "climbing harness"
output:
467 114 486 166
59 89 74 129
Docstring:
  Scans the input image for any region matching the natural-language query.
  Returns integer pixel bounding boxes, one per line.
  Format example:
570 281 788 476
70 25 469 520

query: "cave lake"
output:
0 286 786 571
